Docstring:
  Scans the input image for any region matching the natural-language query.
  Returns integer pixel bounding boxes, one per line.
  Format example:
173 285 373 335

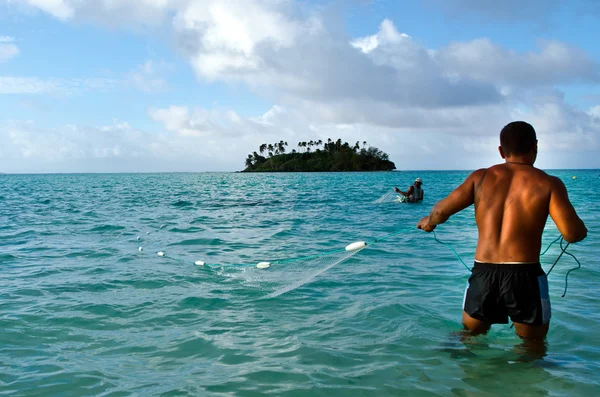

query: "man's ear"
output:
498 146 506 159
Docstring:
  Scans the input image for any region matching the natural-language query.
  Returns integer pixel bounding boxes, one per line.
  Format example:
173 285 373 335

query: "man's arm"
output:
549 176 587 243
395 186 413 197
417 169 485 232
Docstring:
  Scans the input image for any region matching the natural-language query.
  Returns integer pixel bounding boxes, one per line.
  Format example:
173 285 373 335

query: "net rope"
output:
135 222 581 299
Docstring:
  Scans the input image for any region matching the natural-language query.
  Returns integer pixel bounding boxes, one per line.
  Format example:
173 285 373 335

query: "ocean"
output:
1 170 599 396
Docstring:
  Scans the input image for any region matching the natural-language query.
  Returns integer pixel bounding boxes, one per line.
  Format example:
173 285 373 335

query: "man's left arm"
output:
417 169 485 232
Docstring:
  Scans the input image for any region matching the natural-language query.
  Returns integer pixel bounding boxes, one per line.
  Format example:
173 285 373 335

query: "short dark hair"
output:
500 121 537 156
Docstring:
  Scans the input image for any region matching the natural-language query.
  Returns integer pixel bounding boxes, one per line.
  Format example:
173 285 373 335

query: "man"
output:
395 178 424 203
416 121 587 341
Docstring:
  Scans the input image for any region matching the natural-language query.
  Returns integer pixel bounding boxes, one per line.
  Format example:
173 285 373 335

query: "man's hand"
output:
394 187 401 193
417 216 436 232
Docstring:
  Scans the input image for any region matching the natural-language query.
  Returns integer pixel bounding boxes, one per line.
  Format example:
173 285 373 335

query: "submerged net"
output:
135 225 369 300
373 190 406 204
222 246 366 299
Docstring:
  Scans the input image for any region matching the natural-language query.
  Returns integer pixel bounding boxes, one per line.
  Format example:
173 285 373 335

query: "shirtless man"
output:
416 121 587 341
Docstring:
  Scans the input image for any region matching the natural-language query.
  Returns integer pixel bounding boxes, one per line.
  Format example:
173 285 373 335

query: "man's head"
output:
414 177 423 187
499 121 538 160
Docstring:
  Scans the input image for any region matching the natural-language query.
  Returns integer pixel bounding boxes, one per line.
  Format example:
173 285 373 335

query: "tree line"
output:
243 138 395 172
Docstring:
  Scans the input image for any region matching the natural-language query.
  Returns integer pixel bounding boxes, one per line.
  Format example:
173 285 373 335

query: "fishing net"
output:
222 245 366 299
373 189 406 204
136 226 368 300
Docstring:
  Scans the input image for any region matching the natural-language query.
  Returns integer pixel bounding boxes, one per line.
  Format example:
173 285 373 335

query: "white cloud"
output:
0 113 294 173
1 60 168 95
529 105 599 152
0 36 15 42
3 0 170 24
174 1 302 80
0 43 19 63
0 76 59 94
438 39 599 87
186 14 501 109
148 104 294 139
2 121 139 165
126 60 170 93
21 0 75 20
1 0 599 171
589 105 600 119
148 106 225 137
350 19 411 54
0 76 118 94
250 105 285 126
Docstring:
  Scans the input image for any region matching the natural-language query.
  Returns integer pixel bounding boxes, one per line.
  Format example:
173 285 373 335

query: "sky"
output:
0 0 599 173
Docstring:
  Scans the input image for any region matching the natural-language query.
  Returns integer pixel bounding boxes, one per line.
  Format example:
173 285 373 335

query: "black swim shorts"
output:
463 262 551 325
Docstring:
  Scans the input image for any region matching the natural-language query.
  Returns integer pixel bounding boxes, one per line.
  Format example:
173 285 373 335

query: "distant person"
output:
395 178 424 203
416 121 587 343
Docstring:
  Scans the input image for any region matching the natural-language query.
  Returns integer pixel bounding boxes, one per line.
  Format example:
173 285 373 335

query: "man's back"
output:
472 163 586 264
474 164 552 263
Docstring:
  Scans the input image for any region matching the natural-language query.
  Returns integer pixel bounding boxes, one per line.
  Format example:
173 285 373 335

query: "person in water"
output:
395 178 424 203
416 121 587 341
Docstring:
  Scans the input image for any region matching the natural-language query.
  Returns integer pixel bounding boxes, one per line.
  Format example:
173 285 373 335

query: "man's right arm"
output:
549 176 587 243
417 169 484 231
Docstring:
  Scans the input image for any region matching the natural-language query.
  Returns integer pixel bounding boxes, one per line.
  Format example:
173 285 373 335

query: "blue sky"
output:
0 0 599 172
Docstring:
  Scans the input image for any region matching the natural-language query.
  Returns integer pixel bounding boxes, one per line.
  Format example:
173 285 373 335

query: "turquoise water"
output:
1 170 599 396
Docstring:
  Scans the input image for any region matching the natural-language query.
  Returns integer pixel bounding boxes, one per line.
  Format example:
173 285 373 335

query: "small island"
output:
242 139 396 172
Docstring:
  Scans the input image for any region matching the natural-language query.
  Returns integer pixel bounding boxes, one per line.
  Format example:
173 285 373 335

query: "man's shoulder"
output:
466 168 488 182
528 167 559 185
545 174 565 189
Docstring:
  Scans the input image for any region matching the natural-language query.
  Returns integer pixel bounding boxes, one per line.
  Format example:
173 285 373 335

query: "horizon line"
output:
1 168 599 175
